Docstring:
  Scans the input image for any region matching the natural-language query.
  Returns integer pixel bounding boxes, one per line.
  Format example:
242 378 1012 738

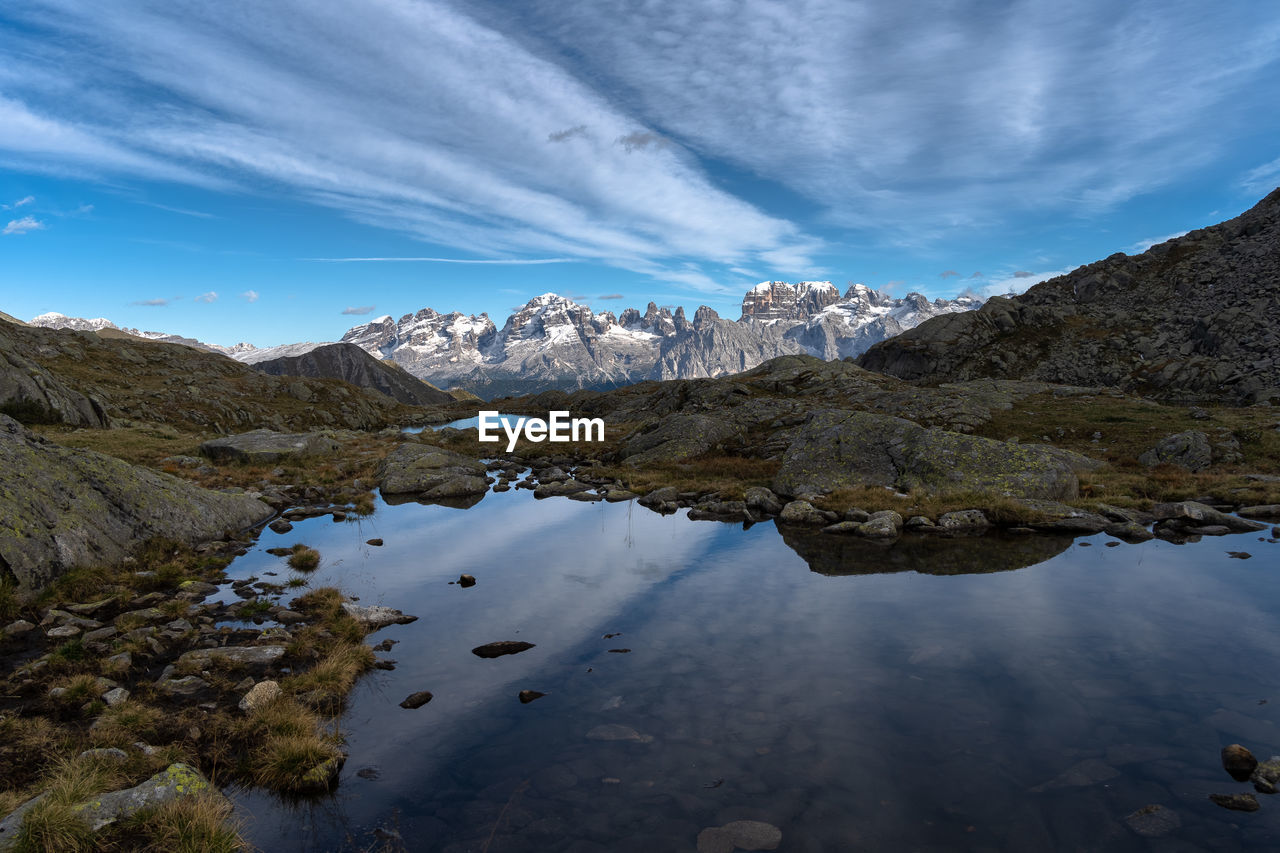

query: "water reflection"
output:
229 491 1280 851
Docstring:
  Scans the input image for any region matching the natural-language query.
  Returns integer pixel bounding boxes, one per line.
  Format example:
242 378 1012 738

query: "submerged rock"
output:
1122 804 1181 837
341 602 418 630
697 820 782 853
518 690 545 704
1223 743 1259 780
1209 792 1259 812
399 691 434 709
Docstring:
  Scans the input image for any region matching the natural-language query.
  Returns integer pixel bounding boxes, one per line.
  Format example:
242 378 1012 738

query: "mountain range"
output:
27 283 983 399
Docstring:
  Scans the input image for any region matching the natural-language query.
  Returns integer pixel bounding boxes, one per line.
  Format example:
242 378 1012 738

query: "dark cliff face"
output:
251 343 454 406
859 189 1280 404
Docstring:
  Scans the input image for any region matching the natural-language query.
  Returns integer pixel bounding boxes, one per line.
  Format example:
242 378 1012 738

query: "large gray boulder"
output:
1137 430 1212 471
773 410 1097 501
199 429 339 464
0 415 272 592
377 444 488 496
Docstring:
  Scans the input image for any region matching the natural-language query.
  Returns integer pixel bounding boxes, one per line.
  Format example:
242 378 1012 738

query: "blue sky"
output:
2 1 1278 347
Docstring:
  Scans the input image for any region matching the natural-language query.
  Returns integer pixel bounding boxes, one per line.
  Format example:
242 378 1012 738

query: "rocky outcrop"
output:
377 444 488 496
859 189 1280 404
621 414 743 465
1138 431 1212 471
0 414 272 592
199 430 340 464
0 322 107 426
772 410 1098 500
250 342 453 406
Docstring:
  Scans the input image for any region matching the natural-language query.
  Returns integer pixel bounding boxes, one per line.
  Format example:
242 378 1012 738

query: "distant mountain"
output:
859 189 1280 404
250 342 454 406
27 312 247 356
340 284 983 398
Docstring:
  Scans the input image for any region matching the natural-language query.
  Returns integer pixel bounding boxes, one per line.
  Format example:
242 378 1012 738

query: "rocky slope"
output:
249 342 454 406
0 413 272 591
28 311 244 355
859 189 1280 404
340 284 981 397
0 321 427 432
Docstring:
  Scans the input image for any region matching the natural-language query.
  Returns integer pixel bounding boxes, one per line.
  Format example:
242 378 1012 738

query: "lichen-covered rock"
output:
938 510 989 531
744 486 783 516
778 500 828 525
1138 430 1212 471
0 415 272 593
377 445 487 495
341 602 418 631
76 763 225 831
621 414 743 465
178 645 286 673
773 410 1097 500
1152 501 1267 532
199 429 339 464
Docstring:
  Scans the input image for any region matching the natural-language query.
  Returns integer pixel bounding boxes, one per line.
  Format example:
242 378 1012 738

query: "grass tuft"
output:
286 546 321 572
11 754 120 853
123 793 245 853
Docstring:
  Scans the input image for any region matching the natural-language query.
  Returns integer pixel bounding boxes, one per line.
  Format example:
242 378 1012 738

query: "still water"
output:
228 489 1280 851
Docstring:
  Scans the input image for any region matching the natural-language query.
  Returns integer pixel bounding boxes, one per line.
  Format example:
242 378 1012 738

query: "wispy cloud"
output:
548 125 587 143
194 291 218 303
1239 157 1280 196
341 305 375 315
146 202 216 219
1124 231 1188 254
1012 270 1034 278
303 256 576 264
968 271 984 278
133 297 172 306
241 290 259 303
980 267 1075 298
939 270 960 279
3 216 45 235
2 195 34 210
597 293 623 300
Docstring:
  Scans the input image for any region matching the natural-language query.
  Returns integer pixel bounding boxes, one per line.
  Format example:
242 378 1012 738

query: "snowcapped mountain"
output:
27 312 245 355
338 284 984 398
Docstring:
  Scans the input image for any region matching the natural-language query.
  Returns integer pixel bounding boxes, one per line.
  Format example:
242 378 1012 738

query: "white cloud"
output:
341 305 375 315
2 195 34 210
1239 157 1280 196
3 215 44 235
305 257 574 264
241 290 259 303
132 297 172 306
1124 231 1188 254
980 268 1074 298
194 291 218 303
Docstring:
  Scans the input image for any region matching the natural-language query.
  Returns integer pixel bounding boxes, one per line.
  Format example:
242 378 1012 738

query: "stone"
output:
1152 501 1267 532
157 676 214 701
773 409 1097 500
856 514 900 538
1251 757 1280 793
1224 744 1259 780
904 515 935 530
2 619 34 637
376 445 487 495
779 500 828 525
518 690 545 704
78 747 129 763
76 764 225 831
102 687 130 707
1138 431 1213 471
0 414 272 593
341 602 418 631
472 641 535 659
177 645 286 673
366 538 384 546
938 509 989 531
238 680 282 712
274 609 306 625
1122 804 1181 837
1015 499 1110 533
621 414 743 466
399 691 434 709
744 486 784 516
638 486 679 508
458 574 476 587
46 625 80 638
1239 504 1280 519
199 429 339 464
269 519 294 534
1105 521 1154 542
697 820 782 852
1209 792 1259 811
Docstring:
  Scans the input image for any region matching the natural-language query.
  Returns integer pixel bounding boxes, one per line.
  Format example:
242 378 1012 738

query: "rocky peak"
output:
693 305 720 327
740 280 840 322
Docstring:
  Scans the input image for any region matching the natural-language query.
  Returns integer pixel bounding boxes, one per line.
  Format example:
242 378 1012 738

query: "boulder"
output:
377 445 487 495
938 510 989 531
0 415 272 593
199 429 339 464
472 641 535 658
399 691 434 709
1015 499 1110 533
1138 431 1212 471
178 645 286 673
239 680 282 712
744 487 784 516
341 602 418 631
621 414 743 466
773 410 1096 500
1223 743 1258 781
1239 504 1280 519
778 500 828 525
1152 501 1267 532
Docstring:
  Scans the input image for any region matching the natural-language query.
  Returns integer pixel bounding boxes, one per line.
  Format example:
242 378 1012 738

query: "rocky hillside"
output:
340 284 981 398
0 321 429 432
859 189 1280 404
249 342 454 406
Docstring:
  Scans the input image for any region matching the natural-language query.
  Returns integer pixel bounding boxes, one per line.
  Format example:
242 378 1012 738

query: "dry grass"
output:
595 455 780 501
283 643 375 697
123 793 245 853
0 576 19 622
248 732 343 793
291 587 345 621
87 700 165 749
286 546 321 572
10 754 120 853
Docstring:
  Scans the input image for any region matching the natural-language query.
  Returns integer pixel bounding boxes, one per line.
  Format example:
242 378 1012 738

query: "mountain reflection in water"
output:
227 488 1280 852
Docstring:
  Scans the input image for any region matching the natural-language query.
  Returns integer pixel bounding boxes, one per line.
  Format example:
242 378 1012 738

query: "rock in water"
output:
341 602 418 630
1223 743 1259 780
472 641 535 658
457 574 477 587
518 690 545 704
0 414 272 592
1122 805 1181 837
1209 792 1260 812
697 820 782 852
399 691 434 709
377 444 488 496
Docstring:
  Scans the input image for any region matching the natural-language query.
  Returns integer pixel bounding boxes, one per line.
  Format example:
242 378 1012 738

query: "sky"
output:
1 0 1279 348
